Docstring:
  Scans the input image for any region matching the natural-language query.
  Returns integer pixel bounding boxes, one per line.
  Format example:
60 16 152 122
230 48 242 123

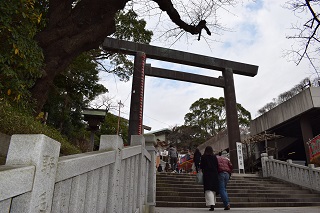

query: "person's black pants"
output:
195 162 200 173
170 157 177 171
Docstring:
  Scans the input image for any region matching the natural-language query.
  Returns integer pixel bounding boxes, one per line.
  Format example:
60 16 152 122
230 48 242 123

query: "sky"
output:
97 0 316 133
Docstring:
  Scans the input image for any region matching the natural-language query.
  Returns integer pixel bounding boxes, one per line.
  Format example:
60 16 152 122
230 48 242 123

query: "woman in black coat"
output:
200 146 219 211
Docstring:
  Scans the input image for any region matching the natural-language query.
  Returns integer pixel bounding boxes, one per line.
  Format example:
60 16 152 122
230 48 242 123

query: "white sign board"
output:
236 142 245 172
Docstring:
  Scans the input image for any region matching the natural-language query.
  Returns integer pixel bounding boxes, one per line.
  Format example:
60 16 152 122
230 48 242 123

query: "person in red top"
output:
217 150 233 210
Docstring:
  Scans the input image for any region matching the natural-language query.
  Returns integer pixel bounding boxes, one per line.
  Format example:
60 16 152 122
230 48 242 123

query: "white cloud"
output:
98 0 314 132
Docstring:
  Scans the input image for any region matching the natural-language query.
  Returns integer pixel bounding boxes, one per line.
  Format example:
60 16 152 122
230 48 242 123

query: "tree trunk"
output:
30 0 207 114
31 0 127 113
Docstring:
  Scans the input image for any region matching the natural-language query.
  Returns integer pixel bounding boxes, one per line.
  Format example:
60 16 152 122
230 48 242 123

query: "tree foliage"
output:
25 0 237 113
285 0 320 73
168 125 210 149
99 112 129 145
185 97 251 135
0 0 44 106
169 97 251 149
43 53 107 141
95 9 153 82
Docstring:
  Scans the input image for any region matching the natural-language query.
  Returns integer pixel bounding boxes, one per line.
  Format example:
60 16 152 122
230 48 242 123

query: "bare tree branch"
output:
285 0 320 73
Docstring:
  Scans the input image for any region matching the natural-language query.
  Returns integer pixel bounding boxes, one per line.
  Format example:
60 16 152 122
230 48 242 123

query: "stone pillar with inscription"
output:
144 134 156 213
6 134 60 213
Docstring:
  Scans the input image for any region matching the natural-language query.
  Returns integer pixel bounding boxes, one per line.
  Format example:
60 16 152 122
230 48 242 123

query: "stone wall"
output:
0 134 156 213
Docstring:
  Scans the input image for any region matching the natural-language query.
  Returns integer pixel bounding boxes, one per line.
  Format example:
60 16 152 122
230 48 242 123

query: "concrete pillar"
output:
223 68 241 171
300 114 313 164
99 135 123 212
131 135 146 212
144 134 157 213
261 153 268 177
286 159 293 182
6 134 60 213
128 52 146 144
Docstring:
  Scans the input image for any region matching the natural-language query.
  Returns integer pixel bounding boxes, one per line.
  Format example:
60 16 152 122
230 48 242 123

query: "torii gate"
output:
103 37 258 171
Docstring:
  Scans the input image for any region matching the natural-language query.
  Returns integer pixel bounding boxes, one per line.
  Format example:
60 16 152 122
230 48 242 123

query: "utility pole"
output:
117 101 124 135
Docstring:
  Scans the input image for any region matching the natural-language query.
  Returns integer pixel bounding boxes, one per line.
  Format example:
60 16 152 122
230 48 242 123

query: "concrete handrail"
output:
261 153 320 193
0 134 156 213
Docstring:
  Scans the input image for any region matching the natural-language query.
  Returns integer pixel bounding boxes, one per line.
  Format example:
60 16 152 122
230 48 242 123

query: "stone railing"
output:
261 153 320 193
0 134 156 213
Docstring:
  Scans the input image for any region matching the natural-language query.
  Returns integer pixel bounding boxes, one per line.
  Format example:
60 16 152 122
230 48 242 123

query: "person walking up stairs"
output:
217 150 233 210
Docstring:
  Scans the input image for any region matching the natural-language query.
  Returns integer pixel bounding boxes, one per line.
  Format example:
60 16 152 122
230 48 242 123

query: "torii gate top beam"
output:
145 64 225 88
103 37 258 77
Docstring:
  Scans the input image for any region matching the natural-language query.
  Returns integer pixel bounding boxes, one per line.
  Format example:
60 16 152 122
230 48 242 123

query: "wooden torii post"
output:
103 37 258 171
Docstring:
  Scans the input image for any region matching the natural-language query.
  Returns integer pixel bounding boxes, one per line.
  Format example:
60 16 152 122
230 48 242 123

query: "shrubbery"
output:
0 100 80 155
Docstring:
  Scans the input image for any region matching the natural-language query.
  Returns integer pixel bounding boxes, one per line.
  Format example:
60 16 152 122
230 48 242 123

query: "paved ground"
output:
155 207 320 213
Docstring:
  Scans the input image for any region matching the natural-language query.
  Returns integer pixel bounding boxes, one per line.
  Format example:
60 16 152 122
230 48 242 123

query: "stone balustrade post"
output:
99 135 123 212
308 164 315 169
308 164 315 190
6 134 60 213
286 159 293 182
131 135 146 212
260 153 268 177
268 156 274 176
144 134 156 213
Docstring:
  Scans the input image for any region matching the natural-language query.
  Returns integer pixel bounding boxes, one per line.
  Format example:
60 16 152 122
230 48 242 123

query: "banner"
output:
236 142 244 170
308 134 320 165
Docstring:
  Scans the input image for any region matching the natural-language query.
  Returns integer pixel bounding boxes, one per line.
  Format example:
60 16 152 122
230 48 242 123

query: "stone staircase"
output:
156 172 320 208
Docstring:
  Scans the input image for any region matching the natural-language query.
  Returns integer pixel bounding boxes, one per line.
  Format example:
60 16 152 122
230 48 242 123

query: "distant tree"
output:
185 97 251 137
169 97 251 149
99 112 129 145
257 77 318 115
167 125 210 150
285 0 320 73
43 53 107 141
257 101 277 115
278 91 295 104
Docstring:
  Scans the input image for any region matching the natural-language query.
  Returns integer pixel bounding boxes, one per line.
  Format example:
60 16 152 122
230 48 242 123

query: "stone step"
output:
156 191 319 198
156 183 299 189
157 180 285 186
157 175 285 183
157 181 298 188
157 187 313 194
156 173 320 208
156 196 320 203
156 201 320 208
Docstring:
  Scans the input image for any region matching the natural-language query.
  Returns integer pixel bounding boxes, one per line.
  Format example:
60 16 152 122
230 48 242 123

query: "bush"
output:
0 100 80 155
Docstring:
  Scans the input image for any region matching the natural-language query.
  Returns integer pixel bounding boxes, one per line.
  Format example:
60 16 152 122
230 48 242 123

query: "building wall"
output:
250 87 320 135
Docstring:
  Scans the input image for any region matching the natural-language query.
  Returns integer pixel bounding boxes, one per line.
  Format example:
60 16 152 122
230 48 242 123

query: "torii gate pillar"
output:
128 52 146 143
223 68 241 171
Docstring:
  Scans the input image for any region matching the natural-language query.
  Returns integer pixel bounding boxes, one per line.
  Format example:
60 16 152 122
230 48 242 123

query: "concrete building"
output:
250 87 320 165
148 128 172 143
